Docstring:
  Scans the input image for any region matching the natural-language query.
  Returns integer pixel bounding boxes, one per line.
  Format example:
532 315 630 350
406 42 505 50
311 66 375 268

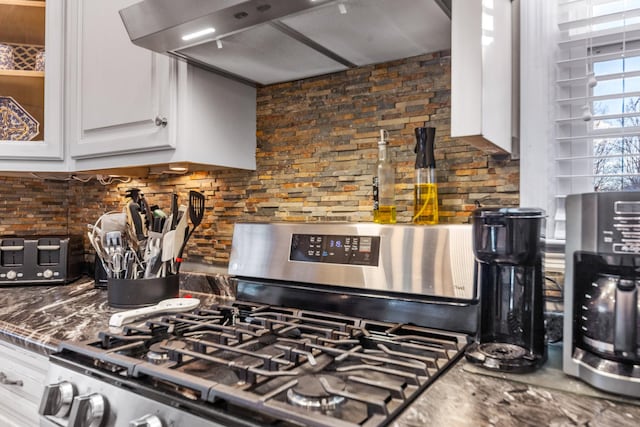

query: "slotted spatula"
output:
175 191 205 273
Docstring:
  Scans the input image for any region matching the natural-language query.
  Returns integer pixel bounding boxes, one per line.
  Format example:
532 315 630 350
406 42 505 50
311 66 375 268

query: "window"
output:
552 0 640 239
591 46 640 191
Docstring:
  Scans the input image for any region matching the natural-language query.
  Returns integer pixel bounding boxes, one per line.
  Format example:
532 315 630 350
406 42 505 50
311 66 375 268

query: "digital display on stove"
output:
289 234 380 266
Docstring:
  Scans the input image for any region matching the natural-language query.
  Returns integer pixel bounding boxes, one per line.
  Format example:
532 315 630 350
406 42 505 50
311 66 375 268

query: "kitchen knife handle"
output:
170 193 178 229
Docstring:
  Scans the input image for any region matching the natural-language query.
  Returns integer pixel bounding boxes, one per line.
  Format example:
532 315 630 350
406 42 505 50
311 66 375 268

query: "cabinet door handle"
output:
0 371 23 386
155 116 168 127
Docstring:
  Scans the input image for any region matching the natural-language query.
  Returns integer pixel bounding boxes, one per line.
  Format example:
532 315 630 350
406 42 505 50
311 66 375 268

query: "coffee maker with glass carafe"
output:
465 207 547 372
564 192 640 398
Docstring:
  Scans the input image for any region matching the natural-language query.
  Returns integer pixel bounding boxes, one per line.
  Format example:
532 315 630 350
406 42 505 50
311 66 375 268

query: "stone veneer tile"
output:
2 51 519 266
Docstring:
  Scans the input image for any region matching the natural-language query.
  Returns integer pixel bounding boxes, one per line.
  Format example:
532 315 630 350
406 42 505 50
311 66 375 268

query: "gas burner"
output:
286 375 346 411
147 340 187 364
477 343 527 360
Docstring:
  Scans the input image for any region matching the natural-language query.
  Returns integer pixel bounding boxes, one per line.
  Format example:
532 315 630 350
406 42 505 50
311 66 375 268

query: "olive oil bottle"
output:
413 126 438 224
373 129 396 224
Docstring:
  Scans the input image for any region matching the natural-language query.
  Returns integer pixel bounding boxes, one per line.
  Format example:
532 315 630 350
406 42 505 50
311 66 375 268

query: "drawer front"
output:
0 340 48 405
0 387 39 427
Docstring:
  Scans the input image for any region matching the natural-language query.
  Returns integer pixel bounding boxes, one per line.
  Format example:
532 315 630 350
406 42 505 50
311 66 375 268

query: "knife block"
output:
107 274 180 308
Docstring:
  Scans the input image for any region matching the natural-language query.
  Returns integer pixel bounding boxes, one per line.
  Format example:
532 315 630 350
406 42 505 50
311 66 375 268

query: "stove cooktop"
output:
47 300 469 427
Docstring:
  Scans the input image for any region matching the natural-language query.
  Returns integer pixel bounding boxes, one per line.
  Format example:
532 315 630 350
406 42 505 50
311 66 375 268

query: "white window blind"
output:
555 0 640 239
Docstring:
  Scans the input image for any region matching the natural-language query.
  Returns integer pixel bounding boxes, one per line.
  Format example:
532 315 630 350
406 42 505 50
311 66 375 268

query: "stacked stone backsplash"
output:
3 51 520 266
0 176 69 235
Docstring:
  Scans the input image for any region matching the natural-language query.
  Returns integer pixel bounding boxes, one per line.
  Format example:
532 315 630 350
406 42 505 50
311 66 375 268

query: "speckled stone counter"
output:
393 359 640 427
1 276 639 426
0 274 232 355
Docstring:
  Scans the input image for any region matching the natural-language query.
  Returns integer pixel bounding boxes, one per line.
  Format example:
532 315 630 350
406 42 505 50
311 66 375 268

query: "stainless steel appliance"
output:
40 223 477 427
0 235 83 285
118 0 451 86
465 208 547 372
564 192 640 398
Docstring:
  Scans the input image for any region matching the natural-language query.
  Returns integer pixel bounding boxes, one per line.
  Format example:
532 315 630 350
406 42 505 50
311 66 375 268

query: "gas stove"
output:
40 223 478 427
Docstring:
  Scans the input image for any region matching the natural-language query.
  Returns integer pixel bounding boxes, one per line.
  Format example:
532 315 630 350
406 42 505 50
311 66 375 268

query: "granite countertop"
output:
394 353 640 427
1 277 639 426
0 274 231 354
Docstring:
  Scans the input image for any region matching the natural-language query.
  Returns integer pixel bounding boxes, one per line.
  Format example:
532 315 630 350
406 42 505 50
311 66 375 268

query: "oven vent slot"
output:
1 239 24 267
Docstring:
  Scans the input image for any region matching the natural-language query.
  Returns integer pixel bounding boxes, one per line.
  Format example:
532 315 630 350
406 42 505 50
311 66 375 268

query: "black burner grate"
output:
58 301 469 427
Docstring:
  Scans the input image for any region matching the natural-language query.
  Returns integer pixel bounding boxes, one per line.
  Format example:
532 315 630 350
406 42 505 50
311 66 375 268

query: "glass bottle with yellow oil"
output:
373 129 396 224
413 126 438 224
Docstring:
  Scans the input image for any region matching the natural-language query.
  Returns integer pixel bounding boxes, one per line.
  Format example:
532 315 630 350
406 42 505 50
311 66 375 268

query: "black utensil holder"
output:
107 274 180 308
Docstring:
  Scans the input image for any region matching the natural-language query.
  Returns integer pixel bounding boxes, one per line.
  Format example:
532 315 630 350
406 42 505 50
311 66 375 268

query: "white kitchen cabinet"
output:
65 0 176 160
0 0 67 172
72 61 257 172
66 0 257 172
451 0 516 155
0 340 48 427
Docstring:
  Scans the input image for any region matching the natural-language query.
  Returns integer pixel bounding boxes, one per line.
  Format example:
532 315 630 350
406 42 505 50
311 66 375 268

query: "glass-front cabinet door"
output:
0 0 64 162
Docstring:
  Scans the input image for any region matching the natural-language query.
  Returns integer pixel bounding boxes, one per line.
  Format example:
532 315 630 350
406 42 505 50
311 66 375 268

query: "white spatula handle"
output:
109 298 200 333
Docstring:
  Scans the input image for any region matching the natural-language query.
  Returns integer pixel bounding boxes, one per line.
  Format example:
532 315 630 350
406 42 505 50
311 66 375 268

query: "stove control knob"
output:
69 393 107 427
129 414 164 427
43 269 53 279
6 270 16 280
38 381 76 418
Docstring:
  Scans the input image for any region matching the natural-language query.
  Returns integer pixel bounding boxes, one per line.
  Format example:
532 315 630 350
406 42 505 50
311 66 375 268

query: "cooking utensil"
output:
189 191 205 227
123 249 134 279
144 231 163 278
88 212 127 274
140 195 154 233
87 228 110 278
125 189 152 228
171 205 188 274
100 212 127 234
170 193 179 230
129 202 146 241
175 191 205 273
159 230 174 277
152 216 165 233
105 231 124 279
108 297 200 333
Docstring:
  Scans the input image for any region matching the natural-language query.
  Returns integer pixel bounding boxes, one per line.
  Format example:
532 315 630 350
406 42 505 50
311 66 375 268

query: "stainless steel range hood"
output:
119 0 451 86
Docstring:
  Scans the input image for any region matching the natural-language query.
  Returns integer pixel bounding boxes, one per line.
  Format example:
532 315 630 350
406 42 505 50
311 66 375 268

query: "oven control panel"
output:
290 234 380 266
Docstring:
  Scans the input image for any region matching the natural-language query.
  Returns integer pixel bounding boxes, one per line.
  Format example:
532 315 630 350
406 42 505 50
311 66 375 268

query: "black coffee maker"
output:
465 207 547 372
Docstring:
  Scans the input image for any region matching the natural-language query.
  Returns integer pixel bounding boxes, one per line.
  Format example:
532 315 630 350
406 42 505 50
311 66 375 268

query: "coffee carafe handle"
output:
614 279 638 356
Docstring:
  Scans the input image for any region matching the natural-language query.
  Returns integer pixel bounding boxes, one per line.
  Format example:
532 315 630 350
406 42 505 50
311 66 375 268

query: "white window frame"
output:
521 0 640 247
520 0 559 240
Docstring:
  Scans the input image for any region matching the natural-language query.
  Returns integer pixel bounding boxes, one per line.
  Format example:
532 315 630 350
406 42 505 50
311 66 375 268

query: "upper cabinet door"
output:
0 0 64 161
451 0 515 155
66 0 176 159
